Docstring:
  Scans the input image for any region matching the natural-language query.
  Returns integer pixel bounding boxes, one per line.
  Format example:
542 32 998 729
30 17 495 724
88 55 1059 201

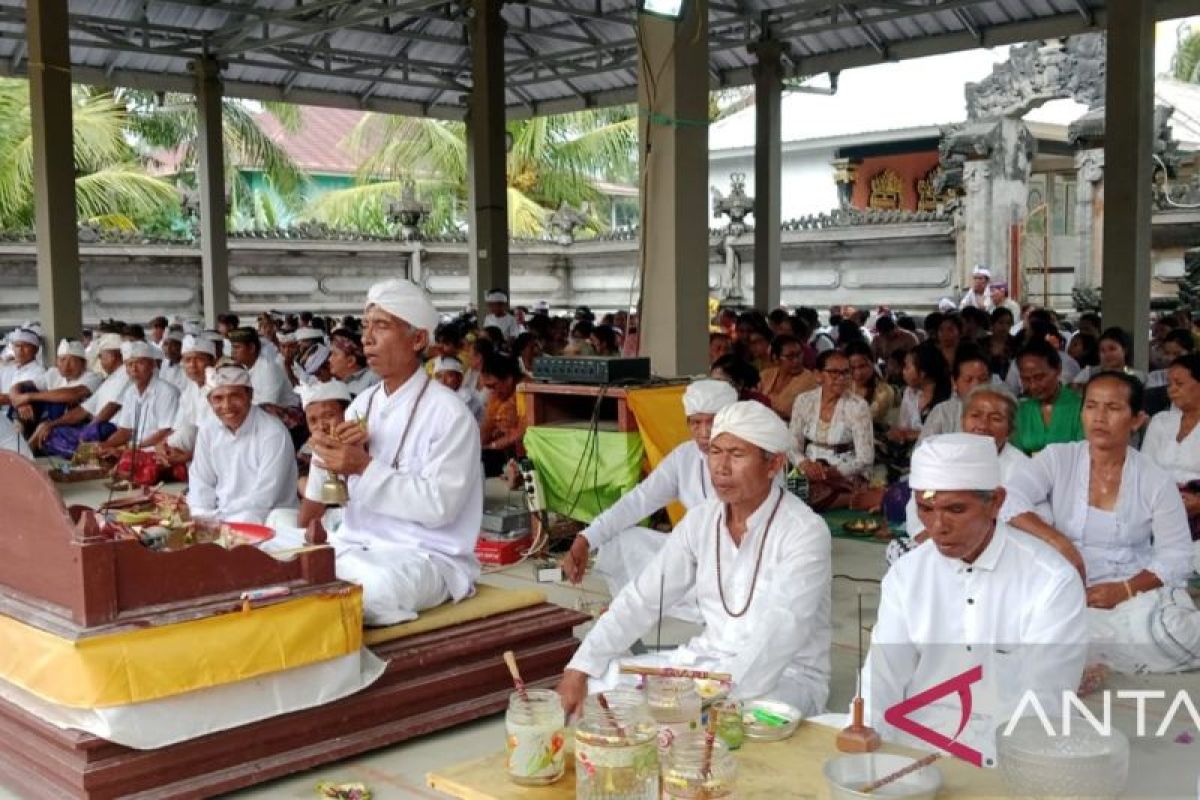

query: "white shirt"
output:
158 361 189 392
1004 442 1193 587
82 370 131 417
917 397 962 442
114 377 180 439
959 288 993 311
1142 406 1200 484
568 488 832 713
45 368 103 395
898 386 925 430
788 388 874 479
0 361 48 412
189 406 298 524
456 386 484 422
305 371 483 602
343 367 380 398
248 355 299 408
865 523 1087 762
166 380 210 451
582 439 714 549
483 313 520 342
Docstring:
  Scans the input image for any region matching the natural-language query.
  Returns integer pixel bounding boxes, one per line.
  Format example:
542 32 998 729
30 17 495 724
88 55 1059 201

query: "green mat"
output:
820 509 904 545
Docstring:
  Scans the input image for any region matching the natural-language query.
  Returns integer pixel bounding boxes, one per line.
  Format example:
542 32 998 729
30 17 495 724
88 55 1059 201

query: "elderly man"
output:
271 279 483 626
557 401 833 717
8 339 101 431
959 265 993 311
560 379 739 597
432 355 482 421
864 433 1087 764
32 334 127 456
95 341 180 456
189 365 298 524
228 327 298 412
483 289 520 342
155 335 217 466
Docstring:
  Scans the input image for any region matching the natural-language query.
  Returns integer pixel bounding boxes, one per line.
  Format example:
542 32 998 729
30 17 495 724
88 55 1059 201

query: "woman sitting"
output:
888 342 951 448
1072 326 1145 386
1143 354 1200 552
788 349 874 510
710 354 771 409
480 353 527 477
846 341 895 426
758 334 818 421
1011 339 1084 454
1007 372 1200 673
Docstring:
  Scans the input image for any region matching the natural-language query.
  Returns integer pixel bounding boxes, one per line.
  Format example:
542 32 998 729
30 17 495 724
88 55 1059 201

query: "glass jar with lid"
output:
574 689 659 800
645 676 702 755
662 733 738 799
505 689 566 785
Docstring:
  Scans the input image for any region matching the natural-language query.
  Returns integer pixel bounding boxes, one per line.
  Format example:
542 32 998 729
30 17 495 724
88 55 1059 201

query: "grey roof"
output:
0 0 1190 119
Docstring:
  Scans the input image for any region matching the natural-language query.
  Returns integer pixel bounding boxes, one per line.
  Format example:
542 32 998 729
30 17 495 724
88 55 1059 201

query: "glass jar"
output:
662 733 738 799
645 677 702 756
575 689 659 800
505 689 566 786
709 700 744 751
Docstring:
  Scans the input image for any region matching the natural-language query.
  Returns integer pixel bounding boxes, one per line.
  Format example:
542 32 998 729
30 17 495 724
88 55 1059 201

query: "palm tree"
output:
0 79 179 231
306 107 637 238
1172 28 1200 83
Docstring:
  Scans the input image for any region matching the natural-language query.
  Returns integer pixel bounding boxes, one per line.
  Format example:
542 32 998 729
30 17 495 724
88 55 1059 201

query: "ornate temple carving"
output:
916 167 948 212
868 169 904 210
965 34 1106 121
547 201 590 244
711 173 754 236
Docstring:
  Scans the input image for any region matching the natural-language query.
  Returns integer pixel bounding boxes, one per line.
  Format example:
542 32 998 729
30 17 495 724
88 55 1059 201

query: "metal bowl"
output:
741 699 802 742
996 715 1129 798
823 753 942 800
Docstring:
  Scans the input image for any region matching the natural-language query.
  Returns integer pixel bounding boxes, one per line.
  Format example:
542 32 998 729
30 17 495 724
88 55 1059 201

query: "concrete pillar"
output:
466 0 508 310
636 0 709 377
752 39 782 312
28 0 82 344
193 58 230 328
1073 148 1104 290
1102 1 1153 371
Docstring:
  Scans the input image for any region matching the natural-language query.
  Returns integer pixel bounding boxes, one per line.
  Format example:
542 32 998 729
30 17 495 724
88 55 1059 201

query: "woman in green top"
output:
1012 339 1085 454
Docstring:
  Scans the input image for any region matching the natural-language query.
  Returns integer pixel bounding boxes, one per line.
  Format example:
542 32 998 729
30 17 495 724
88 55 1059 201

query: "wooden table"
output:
427 722 1007 799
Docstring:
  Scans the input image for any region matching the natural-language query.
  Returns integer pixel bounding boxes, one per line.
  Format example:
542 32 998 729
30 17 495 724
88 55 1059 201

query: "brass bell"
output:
319 473 350 506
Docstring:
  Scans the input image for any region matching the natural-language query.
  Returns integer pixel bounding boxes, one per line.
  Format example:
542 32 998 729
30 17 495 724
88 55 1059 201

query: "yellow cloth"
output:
0 589 363 709
625 384 690 524
363 585 546 646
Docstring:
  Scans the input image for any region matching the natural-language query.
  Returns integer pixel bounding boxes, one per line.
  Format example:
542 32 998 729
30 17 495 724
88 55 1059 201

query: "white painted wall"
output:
709 146 841 229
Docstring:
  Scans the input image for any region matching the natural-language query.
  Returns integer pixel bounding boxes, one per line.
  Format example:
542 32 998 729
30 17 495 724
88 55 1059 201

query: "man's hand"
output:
310 431 370 476
8 388 30 408
561 534 591 584
332 420 368 447
29 422 53 450
16 405 33 422
1086 582 1130 610
556 668 589 719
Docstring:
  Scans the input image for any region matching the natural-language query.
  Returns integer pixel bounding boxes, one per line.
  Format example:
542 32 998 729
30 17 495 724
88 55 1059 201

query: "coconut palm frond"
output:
507 188 547 238
74 167 180 225
306 180 404 234
262 101 303 134
70 91 136 173
87 213 139 231
221 100 306 200
347 114 467 183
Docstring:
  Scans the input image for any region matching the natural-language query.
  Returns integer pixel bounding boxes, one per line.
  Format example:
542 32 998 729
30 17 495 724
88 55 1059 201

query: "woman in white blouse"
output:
1006 371 1200 673
1143 353 1200 552
1071 326 1146 387
789 349 874 510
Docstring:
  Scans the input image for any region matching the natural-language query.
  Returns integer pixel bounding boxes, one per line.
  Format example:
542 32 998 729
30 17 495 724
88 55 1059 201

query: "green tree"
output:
0 79 179 230
1172 28 1200 83
306 107 637 237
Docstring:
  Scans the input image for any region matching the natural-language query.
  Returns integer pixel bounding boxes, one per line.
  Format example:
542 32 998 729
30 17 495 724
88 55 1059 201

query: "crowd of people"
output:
2 267 1200 746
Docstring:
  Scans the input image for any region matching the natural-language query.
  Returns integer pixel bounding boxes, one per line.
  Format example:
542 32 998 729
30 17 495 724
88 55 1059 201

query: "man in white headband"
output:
157 327 188 392
156 335 218 464
432 355 481 422
188 365 297 524
0 329 48 418
561 380 738 606
268 278 483 626
559 400 833 718
960 264 993 311
483 287 520 343
863 432 1086 764
7 339 101 434
94 341 180 457
30 334 128 457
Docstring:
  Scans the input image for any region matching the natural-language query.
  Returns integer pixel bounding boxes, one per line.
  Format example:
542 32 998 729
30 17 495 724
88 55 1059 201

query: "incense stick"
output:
655 569 665 652
501 650 529 703
860 752 942 794
595 692 626 740
618 665 733 681
701 716 717 778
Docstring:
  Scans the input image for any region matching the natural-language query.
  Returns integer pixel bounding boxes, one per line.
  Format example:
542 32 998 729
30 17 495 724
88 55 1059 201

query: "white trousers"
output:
593 526 703 624
1088 586 1200 673
264 509 450 626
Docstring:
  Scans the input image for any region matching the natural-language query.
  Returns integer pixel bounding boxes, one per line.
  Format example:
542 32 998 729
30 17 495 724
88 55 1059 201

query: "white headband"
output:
96 333 123 353
120 341 157 361
433 356 464 374
181 335 216 358
166 329 185 343
366 278 440 336
485 290 509 304
295 327 325 342
204 365 253 395
910 433 1000 492
683 379 739 417
56 339 86 359
298 379 352 409
9 329 39 348
972 264 992 278
710 400 791 455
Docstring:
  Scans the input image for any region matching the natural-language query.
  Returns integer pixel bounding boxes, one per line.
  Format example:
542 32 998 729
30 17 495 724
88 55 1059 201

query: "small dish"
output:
741 699 801 742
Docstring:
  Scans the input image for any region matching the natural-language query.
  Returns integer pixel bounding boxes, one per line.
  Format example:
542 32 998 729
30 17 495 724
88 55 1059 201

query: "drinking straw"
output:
860 753 942 794
501 650 529 703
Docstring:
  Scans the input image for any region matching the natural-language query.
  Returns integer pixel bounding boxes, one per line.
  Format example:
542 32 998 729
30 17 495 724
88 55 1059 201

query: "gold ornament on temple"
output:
868 168 903 210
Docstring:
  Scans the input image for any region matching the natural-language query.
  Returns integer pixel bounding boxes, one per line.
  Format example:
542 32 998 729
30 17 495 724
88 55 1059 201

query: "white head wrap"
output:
910 433 1000 492
56 339 86 359
181 335 216 358
96 333 123 353
485 290 509 304
433 355 464 374
683 379 739 417
277 331 296 344
366 278 440 337
298 379 352 409
9 329 39 348
533 300 550 312
204 364 253 395
120 341 156 361
299 343 331 377
295 327 325 342
937 297 957 313
710 400 791 455
182 321 202 337
166 329 185 343
972 264 992 279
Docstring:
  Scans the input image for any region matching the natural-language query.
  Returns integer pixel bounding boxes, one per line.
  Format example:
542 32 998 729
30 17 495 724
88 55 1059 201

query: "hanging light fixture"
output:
638 0 687 20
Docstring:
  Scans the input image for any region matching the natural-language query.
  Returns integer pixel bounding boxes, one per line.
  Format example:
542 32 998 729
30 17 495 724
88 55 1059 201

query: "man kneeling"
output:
557 401 832 717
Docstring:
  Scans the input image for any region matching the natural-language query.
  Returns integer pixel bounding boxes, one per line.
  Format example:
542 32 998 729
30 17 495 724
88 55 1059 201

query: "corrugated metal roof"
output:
0 0 1187 119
